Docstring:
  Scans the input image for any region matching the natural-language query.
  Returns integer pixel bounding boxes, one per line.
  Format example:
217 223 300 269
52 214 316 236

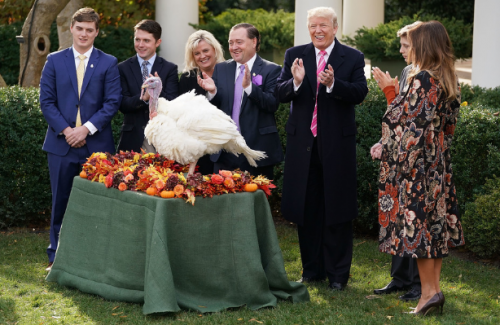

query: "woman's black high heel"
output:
407 292 444 316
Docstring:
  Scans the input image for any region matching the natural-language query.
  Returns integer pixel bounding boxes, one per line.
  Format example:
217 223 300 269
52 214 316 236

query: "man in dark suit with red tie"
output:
276 7 368 290
197 23 283 178
117 19 178 153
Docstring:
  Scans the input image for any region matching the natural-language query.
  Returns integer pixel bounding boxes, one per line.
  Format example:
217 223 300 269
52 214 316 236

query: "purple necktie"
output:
232 65 246 130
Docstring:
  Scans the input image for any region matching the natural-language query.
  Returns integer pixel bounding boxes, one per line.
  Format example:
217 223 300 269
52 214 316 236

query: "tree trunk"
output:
57 0 83 50
0 74 6 88
19 0 70 87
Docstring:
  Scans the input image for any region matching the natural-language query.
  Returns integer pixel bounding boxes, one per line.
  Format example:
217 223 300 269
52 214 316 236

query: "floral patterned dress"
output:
378 71 465 258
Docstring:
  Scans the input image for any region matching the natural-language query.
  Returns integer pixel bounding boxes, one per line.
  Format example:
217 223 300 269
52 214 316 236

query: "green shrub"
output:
343 14 472 61
0 86 51 228
0 21 23 86
192 9 294 62
463 176 500 258
461 84 500 109
451 104 500 214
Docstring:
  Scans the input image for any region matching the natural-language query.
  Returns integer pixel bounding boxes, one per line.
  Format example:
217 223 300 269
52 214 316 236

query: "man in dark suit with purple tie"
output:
197 23 283 178
40 8 122 271
276 7 368 290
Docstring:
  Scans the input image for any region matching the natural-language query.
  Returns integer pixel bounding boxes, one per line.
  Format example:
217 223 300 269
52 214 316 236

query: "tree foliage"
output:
384 0 475 25
343 14 473 61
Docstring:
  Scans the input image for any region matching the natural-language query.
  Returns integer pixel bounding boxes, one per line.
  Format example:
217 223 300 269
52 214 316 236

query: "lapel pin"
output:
90 64 94 68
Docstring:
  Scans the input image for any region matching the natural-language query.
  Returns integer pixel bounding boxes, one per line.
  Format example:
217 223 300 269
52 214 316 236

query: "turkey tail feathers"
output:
235 137 267 167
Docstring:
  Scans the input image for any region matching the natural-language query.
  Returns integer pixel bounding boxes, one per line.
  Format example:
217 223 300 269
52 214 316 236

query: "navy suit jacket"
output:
276 39 368 225
210 55 284 167
117 55 178 152
40 47 122 156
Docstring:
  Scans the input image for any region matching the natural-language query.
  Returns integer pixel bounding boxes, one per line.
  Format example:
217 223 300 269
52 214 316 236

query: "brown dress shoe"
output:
45 262 53 272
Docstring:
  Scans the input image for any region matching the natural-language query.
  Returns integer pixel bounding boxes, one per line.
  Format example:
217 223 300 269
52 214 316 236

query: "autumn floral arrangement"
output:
79 151 275 205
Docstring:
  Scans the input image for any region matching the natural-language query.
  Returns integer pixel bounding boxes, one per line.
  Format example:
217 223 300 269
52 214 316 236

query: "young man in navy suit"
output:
276 7 368 291
40 7 122 271
197 23 283 179
116 19 178 153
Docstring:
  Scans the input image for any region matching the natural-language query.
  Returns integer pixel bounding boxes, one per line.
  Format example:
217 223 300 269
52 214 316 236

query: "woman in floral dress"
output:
370 21 464 316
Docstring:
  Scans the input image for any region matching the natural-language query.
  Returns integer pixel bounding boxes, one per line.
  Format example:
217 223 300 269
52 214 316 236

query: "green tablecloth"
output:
46 177 309 314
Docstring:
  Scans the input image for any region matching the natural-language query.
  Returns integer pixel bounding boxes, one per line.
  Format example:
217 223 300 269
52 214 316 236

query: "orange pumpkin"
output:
80 170 87 179
244 183 258 192
146 187 158 196
160 190 175 198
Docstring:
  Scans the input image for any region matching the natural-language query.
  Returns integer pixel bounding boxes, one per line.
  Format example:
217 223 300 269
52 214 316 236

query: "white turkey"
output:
142 76 267 175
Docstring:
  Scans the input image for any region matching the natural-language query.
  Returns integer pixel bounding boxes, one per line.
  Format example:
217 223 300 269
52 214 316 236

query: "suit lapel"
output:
130 56 144 90
151 56 163 78
64 48 78 97
225 60 237 115
329 38 345 73
302 43 317 96
80 48 99 99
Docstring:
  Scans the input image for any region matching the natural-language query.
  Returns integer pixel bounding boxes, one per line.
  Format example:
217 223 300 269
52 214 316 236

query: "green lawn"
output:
1 225 499 324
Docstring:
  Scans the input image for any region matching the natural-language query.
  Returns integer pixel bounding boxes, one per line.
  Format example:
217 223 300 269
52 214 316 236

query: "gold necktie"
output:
76 54 86 127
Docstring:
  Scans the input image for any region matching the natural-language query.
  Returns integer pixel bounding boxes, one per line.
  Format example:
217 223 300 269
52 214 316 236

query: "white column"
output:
294 0 343 46
156 0 198 68
342 0 384 37
471 0 500 88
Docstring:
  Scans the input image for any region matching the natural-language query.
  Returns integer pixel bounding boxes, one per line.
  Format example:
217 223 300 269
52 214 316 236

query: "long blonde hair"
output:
183 30 224 75
407 21 458 100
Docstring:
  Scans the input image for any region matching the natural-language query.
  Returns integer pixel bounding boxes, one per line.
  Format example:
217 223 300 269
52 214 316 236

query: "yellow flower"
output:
178 173 186 183
98 174 106 183
461 101 468 106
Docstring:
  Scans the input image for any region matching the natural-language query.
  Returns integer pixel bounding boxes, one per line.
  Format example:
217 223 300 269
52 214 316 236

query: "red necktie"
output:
311 50 327 137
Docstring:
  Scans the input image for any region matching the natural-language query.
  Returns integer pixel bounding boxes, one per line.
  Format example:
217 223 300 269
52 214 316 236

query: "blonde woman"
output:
179 30 224 174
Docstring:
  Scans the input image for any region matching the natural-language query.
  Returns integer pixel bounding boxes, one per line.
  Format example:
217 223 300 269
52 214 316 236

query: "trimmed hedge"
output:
463 176 500 258
0 86 51 228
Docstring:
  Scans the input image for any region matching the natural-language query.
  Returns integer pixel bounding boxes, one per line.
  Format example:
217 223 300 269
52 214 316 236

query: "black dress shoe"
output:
399 287 421 301
297 277 325 284
328 282 347 291
373 281 406 295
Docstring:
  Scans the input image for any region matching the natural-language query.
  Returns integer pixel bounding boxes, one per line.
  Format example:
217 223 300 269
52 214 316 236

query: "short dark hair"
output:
134 20 162 42
230 23 261 52
71 7 100 30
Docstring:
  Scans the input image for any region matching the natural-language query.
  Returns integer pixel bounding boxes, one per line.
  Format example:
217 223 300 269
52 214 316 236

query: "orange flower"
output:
219 170 233 178
173 184 185 196
104 174 113 188
118 182 127 191
124 174 134 182
223 177 235 188
155 179 165 190
211 174 224 184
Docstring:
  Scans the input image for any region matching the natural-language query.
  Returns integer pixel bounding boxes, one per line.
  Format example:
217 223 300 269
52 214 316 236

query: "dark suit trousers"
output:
391 256 421 289
46 146 90 262
297 138 353 284
214 152 275 180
